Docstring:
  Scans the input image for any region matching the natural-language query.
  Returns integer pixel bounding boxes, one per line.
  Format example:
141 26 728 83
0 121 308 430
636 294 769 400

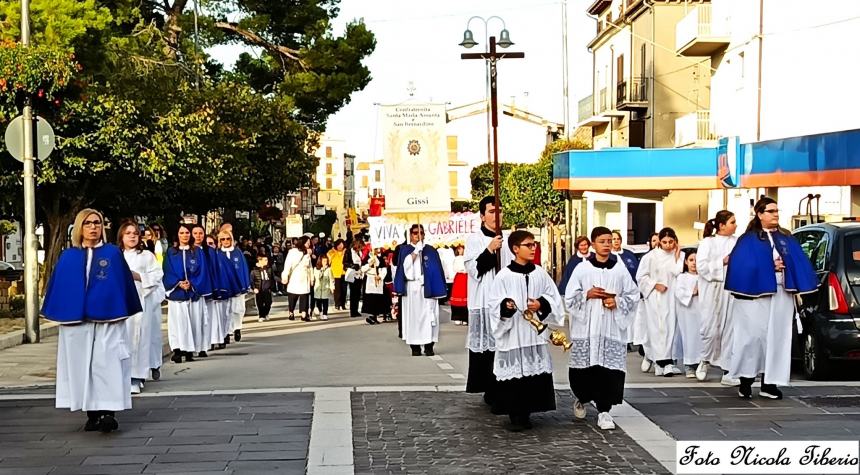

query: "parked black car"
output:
792 222 860 379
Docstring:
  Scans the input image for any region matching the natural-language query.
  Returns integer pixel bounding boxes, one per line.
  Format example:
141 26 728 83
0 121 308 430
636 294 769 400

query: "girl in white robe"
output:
695 210 738 383
401 241 442 354
636 227 684 376
632 232 659 373
119 221 164 393
565 226 639 430
488 230 565 432
674 250 703 378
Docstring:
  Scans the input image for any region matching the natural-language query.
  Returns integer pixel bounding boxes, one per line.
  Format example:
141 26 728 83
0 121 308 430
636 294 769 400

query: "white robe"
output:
123 250 164 380
228 295 246 332
401 246 440 345
565 258 639 372
463 230 513 352
629 251 653 348
487 265 565 381
674 272 703 366
56 322 132 412
167 299 205 352
730 272 795 385
217 299 232 339
696 234 737 369
206 298 225 345
636 248 683 361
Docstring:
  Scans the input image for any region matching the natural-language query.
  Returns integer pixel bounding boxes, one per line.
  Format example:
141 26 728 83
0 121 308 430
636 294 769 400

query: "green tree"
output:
500 138 589 228
469 162 517 201
0 0 375 284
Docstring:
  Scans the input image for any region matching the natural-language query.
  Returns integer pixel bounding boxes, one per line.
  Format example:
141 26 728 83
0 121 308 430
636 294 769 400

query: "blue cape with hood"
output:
163 246 213 301
393 244 447 299
221 248 251 293
42 244 143 323
725 230 818 298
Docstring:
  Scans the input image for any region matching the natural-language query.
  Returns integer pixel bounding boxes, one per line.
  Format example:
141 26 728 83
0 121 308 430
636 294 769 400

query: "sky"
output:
212 0 596 166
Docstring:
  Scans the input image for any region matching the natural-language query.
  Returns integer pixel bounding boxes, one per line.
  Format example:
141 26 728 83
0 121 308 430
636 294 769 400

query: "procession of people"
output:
41 195 817 434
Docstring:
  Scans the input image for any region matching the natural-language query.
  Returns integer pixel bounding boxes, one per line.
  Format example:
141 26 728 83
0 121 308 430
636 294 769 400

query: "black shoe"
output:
738 377 754 399
171 350 182 363
85 416 100 432
98 414 118 433
218 343 226 350
759 384 783 400
411 345 422 356
365 316 377 325
224 335 231 345
198 351 208 358
505 414 531 432
302 315 311 322
288 314 295 320
151 368 161 381
424 343 435 357
234 330 242 342
184 352 195 362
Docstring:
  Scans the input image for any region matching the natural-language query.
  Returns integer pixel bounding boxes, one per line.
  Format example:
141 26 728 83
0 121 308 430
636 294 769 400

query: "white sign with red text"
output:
368 212 480 249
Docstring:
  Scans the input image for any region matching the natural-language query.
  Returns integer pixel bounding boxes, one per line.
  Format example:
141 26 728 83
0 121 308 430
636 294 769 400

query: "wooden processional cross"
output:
461 35 524 270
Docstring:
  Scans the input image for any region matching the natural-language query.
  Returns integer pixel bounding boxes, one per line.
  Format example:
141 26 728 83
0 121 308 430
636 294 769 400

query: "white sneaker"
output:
640 357 653 373
573 399 586 419
597 412 615 430
321 315 328 321
663 364 676 377
695 362 710 381
130 383 141 395
654 365 664 376
685 367 696 378
258 318 265 322
670 364 683 375
721 374 741 386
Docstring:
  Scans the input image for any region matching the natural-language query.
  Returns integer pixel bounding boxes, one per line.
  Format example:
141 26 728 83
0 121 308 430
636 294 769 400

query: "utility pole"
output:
21 0 40 343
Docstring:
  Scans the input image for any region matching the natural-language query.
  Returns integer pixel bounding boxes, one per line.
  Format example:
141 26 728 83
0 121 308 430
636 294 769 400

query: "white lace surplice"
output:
564 258 639 372
487 265 565 381
463 230 514 351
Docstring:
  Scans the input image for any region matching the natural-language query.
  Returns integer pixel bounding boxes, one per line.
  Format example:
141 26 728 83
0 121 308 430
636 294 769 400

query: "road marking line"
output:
307 388 354 475
612 401 677 474
447 374 465 380
436 362 455 370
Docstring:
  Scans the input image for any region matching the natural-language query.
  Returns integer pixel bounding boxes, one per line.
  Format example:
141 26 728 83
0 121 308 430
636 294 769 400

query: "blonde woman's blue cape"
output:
41 244 143 323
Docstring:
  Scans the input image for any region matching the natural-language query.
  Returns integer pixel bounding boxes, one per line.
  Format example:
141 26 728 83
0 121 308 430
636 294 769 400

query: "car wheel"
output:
803 332 830 380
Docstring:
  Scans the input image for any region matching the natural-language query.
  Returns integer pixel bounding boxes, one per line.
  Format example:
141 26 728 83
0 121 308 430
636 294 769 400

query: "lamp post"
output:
20 0 39 343
459 18 524 269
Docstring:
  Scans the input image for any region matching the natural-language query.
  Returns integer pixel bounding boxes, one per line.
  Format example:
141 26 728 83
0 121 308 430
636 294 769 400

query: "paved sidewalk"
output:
0 392 312 475
626 385 860 441
352 391 670 474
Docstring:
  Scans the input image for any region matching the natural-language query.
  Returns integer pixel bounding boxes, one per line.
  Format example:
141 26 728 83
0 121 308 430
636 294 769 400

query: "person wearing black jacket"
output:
251 254 274 322
343 236 368 318
270 245 285 296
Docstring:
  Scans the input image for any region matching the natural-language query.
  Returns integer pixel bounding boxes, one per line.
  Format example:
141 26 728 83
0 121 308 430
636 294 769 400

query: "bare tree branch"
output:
214 21 307 70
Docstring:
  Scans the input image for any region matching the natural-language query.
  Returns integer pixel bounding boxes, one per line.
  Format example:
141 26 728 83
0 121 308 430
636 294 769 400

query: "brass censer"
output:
522 308 573 351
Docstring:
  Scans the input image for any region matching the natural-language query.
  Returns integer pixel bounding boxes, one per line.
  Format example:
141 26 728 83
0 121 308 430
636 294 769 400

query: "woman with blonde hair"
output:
42 209 142 433
117 219 164 393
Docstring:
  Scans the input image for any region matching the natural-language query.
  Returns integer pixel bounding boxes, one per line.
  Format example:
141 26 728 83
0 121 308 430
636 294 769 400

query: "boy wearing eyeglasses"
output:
488 230 564 432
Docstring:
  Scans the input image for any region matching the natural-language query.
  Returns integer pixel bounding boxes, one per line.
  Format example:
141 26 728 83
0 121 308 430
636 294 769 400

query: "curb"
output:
0 321 59 351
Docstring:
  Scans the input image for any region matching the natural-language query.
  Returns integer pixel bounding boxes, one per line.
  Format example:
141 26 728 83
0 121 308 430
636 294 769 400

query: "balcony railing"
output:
675 110 717 147
578 95 594 123
616 77 649 110
675 5 729 56
598 87 609 113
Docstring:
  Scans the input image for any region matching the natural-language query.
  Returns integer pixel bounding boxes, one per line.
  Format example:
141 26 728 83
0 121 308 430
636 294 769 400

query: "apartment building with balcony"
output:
570 0 714 244
682 0 860 229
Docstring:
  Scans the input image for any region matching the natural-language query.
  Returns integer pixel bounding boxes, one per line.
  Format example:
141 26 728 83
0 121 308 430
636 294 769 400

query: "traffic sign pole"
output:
21 0 39 344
